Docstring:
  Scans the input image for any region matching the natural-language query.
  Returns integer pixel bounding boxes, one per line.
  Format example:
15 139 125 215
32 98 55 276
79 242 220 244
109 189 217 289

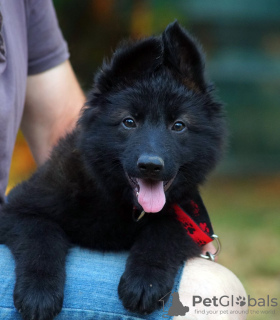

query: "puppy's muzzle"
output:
137 155 164 178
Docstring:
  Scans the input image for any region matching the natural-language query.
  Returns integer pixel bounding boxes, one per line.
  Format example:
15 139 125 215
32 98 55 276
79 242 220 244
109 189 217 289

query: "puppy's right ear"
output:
94 38 162 94
162 21 206 92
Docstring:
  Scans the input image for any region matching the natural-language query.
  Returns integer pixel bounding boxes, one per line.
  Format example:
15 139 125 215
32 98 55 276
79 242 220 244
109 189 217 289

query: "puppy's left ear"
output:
163 21 206 92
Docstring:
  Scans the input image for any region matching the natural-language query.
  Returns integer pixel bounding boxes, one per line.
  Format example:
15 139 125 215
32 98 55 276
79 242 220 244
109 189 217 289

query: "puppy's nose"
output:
137 155 164 175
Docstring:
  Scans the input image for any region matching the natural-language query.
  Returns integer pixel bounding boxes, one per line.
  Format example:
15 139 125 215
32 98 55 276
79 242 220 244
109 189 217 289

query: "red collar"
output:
173 204 213 246
133 196 214 247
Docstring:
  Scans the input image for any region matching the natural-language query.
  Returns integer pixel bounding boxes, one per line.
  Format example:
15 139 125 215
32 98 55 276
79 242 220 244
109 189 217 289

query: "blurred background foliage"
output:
8 1 280 319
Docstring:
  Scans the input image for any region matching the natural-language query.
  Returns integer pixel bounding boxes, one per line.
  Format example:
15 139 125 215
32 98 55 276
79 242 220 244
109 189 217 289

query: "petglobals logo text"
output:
160 291 278 318
192 295 278 308
193 295 278 317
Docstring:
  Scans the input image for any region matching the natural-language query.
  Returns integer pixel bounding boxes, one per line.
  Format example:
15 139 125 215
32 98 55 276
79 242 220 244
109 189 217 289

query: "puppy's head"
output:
78 22 226 212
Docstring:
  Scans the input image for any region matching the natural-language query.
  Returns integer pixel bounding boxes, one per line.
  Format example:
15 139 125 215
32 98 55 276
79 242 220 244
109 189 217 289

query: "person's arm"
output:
21 60 86 165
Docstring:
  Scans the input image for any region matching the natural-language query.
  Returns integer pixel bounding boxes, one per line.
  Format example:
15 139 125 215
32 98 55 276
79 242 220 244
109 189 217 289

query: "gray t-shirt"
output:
0 0 69 207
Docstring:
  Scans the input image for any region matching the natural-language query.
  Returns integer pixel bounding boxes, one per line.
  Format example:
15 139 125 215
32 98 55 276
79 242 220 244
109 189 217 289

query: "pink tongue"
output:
136 179 166 213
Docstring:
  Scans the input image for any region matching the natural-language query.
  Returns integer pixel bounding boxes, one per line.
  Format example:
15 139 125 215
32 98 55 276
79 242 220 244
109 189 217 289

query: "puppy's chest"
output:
64 203 141 250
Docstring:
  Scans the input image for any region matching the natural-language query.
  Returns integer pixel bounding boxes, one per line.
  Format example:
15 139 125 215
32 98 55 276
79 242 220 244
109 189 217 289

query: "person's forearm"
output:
21 60 85 165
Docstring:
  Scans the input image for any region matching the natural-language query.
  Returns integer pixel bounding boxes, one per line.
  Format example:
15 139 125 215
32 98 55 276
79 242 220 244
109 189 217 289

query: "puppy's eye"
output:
122 118 136 129
172 121 186 132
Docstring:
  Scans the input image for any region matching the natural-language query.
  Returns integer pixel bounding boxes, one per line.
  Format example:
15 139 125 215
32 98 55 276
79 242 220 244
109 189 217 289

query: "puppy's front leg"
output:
118 216 200 314
5 215 69 320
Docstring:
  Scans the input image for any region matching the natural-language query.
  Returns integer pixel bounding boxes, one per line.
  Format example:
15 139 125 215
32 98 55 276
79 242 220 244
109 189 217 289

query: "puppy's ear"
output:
162 21 206 92
95 38 162 93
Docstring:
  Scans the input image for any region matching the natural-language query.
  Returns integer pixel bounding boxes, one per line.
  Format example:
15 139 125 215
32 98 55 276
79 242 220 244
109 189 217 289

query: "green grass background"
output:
201 176 280 319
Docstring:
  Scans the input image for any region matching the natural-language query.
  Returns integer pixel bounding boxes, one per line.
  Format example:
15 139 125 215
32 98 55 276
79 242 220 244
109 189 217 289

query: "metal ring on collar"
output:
200 234 221 261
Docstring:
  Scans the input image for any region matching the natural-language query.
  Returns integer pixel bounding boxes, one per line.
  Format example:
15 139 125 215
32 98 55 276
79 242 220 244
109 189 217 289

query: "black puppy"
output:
0 22 225 320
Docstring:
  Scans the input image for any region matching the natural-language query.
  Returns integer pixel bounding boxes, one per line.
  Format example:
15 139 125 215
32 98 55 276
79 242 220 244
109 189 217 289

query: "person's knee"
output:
174 258 248 320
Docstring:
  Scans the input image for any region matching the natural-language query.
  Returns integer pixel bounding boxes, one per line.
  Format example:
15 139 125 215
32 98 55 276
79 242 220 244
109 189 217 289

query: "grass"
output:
201 175 280 320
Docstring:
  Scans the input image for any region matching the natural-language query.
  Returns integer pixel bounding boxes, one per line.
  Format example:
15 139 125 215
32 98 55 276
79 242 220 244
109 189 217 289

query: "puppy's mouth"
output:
128 176 174 213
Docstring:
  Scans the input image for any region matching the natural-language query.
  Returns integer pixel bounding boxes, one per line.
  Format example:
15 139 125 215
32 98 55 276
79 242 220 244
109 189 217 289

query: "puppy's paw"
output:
118 267 173 314
13 276 64 320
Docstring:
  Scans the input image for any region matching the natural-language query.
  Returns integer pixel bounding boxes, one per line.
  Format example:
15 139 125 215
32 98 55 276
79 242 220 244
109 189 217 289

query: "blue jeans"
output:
0 245 183 319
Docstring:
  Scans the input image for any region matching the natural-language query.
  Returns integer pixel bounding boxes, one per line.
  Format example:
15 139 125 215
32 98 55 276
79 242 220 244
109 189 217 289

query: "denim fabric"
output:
0 245 184 319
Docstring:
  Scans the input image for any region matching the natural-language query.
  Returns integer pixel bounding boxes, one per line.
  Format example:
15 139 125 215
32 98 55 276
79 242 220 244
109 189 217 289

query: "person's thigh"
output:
0 245 183 320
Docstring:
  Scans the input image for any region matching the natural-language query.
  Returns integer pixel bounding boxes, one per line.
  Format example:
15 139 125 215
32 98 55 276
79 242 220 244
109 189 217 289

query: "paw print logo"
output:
199 222 210 234
197 239 207 246
190 200 200 216
236 296 246 307
182 222 195 235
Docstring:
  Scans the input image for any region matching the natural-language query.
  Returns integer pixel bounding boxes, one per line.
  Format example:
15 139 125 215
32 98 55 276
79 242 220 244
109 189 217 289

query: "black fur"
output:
0 22 226 320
